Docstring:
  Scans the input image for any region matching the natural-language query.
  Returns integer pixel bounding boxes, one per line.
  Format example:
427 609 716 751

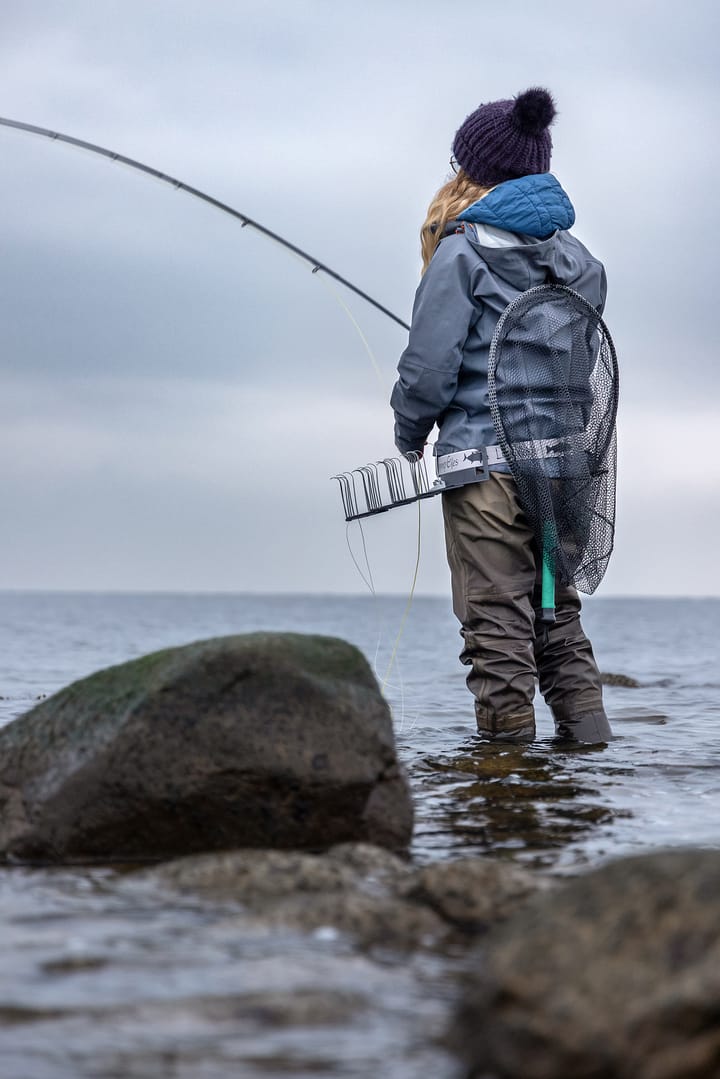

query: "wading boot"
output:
553 709 613 745
476 706 536 744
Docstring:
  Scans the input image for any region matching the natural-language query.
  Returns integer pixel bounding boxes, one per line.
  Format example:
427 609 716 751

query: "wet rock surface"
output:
137 842 544 949
139 843 443 950
0 633 413 862
600 671 641 687
398 856 544 932
0 856 460 1079
450 848 720 1079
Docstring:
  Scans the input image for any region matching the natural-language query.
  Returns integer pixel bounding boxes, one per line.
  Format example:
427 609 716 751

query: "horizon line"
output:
0 588 718 601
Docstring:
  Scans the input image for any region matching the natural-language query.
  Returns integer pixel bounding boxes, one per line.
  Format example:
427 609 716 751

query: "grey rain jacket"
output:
390 173 607 461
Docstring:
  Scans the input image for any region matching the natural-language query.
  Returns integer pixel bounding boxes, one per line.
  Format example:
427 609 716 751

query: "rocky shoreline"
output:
1 632 718 1078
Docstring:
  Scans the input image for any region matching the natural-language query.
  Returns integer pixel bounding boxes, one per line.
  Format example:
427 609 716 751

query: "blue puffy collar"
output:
457 173 575 238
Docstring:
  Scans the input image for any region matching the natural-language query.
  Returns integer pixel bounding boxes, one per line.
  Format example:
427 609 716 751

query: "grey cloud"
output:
0 0 717 592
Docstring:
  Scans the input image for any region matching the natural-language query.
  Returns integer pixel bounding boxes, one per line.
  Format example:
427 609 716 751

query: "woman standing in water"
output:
391 88 612 745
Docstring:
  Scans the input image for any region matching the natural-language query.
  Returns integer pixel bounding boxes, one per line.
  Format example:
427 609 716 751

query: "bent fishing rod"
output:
0 116 410 333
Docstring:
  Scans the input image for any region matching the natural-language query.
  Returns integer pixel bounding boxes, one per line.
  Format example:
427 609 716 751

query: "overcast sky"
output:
0 0 718 596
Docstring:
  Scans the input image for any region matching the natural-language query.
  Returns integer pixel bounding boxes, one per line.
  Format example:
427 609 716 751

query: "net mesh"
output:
488 284 618 595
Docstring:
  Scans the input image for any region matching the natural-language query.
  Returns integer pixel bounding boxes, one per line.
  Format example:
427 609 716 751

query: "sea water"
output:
0 592 718 1077
2 591 719 868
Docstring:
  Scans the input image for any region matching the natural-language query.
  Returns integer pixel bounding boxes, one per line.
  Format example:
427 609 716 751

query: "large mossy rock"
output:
450 849 720 1079
0 633 413 862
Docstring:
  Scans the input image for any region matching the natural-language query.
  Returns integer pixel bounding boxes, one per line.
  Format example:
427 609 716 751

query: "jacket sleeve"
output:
390 238 481 455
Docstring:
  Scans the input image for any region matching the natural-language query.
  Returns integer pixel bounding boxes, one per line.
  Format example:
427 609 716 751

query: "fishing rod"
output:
0 116 410 333
0 114 424 680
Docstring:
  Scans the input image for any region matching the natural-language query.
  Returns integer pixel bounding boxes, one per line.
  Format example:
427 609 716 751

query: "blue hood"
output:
457 173 575 238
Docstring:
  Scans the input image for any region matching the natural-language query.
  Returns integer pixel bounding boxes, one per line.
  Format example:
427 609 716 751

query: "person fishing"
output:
391 87 613 745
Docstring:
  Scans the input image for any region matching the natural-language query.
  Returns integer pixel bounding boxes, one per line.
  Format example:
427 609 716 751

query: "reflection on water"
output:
412 740 621 870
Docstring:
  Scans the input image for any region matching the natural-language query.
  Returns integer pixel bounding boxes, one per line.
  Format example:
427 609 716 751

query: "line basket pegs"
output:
332 452 444 521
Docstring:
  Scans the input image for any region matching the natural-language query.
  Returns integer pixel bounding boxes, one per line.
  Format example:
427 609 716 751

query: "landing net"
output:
488 284 619 594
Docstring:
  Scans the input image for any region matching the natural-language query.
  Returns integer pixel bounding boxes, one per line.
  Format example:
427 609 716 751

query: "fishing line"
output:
309 247 420 693
321 287 423 698
346 488 421 717
345 517 390 685
0 114 425 704
355 517 388 688
356 518 377 595
313 272 388 396
380 498 422 691
344 521 375 594
314 268 421 691
327 297 423 698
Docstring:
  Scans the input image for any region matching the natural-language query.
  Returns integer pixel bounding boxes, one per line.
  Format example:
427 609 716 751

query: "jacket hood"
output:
457 173 575 237
450 175 585 292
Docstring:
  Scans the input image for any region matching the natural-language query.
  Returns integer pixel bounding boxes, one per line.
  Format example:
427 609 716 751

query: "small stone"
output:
147 848 361 902
600 672 641 687
238 891 447 950
400 857 544 931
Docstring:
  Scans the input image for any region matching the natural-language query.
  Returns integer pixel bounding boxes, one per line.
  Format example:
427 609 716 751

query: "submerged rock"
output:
146 842 408 901
138 843 547 950
137 842 443 949
0 633 413 862
450 848 720 1079
600 671 640 687
398 857 543 932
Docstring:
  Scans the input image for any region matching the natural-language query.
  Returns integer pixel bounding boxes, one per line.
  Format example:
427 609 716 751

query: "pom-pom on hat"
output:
452 88 557 186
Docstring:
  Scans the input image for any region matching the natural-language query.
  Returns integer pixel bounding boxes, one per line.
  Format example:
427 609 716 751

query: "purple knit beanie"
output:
452 87 556 186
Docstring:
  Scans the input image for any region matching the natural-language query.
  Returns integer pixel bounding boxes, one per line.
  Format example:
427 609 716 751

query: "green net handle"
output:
541 521 556 623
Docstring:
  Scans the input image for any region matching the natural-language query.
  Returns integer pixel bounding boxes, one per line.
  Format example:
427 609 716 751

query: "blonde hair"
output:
420 171 493 273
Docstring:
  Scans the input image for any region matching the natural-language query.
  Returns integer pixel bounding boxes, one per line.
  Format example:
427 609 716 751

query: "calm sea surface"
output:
1 592 719 1077
3 591 720 868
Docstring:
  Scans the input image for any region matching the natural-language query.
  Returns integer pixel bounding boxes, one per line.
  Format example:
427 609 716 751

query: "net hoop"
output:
487 284 619 594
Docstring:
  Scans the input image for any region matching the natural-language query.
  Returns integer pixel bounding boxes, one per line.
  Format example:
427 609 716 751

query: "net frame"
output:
487 284 619 595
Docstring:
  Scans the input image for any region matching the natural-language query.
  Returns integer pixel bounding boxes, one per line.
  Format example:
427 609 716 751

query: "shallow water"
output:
1 592 719 1075
0 864 457 1078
